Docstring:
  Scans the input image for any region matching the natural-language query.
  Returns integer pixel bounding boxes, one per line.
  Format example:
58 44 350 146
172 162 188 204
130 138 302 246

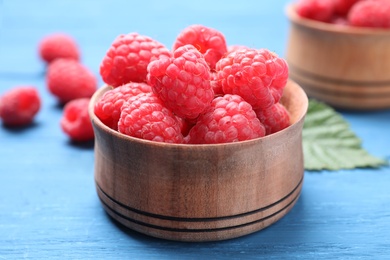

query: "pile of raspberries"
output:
296 0 390 28
94 24 291 144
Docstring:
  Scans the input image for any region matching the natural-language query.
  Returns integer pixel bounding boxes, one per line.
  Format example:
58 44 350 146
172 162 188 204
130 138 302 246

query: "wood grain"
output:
285 4 390 110
89 81 308 241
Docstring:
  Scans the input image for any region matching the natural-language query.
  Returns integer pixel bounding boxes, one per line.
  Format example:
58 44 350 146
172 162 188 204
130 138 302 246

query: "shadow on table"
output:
1 121 41 133
100 190 312 258
53 102 66 110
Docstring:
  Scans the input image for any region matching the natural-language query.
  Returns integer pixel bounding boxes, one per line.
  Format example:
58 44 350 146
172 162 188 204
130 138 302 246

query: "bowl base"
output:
96 178 303 242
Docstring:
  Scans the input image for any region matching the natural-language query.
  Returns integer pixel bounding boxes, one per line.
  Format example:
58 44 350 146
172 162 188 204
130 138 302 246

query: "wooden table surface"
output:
1 1 390 259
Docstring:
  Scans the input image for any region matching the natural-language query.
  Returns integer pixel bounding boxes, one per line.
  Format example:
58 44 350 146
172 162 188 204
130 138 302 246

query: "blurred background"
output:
0 0 291 84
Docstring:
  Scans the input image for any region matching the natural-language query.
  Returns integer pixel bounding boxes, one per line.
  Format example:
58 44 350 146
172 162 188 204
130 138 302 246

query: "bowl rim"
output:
88 80 308 149
285 4 390 36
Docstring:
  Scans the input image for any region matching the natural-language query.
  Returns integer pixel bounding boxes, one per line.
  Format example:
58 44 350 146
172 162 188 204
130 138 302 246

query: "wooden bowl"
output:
285 4 390 110
88 80 308 242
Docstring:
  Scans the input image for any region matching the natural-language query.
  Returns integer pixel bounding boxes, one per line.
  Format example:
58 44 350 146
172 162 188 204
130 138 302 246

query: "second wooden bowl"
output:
89 80 308 242
285 4 390 110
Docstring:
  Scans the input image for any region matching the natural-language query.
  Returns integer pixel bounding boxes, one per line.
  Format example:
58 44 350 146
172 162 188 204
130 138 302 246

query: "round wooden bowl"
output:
88 80 308 242
285 4 390 110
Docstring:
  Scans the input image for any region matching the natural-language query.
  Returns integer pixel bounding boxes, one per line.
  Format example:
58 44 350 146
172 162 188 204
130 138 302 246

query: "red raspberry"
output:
226 45 249 55
38 33 80 63
348 0 390 28
210 72 224 96
215 48 288 111
61 98 94 142
295 0 336 22
255 103 290 135
47 59 97 104
100 33 172 87
176 116 193 137
147 44 214 120
94 82 152 130
334 0 360 16
118 93 183 143
185 94 265 144
0 86 41 126
172 24 227 70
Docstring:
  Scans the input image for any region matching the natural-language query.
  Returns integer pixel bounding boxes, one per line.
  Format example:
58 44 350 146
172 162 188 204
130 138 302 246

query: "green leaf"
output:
303 99 388 171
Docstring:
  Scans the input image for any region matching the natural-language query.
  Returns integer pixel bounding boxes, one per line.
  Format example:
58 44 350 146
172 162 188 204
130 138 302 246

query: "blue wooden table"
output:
1 1 390 259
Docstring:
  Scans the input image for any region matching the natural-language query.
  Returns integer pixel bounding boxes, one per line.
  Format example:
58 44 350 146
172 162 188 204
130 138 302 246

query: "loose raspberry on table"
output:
295 0 336 22
348 0 390 28
0 86 41 127
38 33 80 64
147 44 214 120
94 82 153 130
255 102 290 135
215 48 288 111
100 33 172 87
172 24 227 71
118 93 184 144
46 59 97 104
61 98 94 142
185 94 265 144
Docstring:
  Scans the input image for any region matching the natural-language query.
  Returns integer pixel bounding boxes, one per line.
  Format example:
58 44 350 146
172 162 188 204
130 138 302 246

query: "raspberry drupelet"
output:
118 92 184 144
215 48 289 111
255 102 291 135
147 44 214 120
185 94 265 144
172 24 228 71
100 33 172 87
94 82 153 130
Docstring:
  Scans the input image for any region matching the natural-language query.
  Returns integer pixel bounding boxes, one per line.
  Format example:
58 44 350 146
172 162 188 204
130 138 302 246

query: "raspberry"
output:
47 59 97 104
100 33 172 87
172 24 227 70
61 98 94 142
186 94 265 144
295 0 336 22
348 0 390 28
0 87 41 126
334 0 360 16
118 93 184 143
94 82 152 130
215 48 288 111
255 102 290 135
176 116 193 137
147 44 214 120
210 72 224 96
226 45 249 55
38 33 80 63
